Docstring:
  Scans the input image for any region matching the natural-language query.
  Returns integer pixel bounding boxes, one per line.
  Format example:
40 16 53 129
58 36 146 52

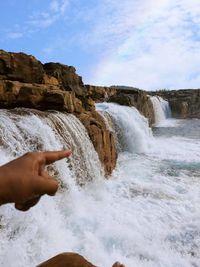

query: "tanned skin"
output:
0 150 71 211
0 151 125 267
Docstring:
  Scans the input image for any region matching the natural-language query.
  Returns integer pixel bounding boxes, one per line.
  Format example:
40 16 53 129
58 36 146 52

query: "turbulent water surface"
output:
0 104 200 267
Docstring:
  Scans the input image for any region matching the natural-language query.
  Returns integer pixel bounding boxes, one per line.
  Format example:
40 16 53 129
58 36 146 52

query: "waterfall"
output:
96 103 153 153
0 109 102 185
0 106 198 267
0 108 105 267
150 96 172 126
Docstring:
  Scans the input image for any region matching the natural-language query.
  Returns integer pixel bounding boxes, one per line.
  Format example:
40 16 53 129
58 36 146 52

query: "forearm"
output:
0 165 12 205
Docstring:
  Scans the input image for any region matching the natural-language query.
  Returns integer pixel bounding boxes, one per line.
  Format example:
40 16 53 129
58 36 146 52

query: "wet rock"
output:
78 111 117 176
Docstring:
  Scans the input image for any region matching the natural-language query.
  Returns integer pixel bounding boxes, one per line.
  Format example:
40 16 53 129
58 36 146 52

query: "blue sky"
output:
1 0 200 90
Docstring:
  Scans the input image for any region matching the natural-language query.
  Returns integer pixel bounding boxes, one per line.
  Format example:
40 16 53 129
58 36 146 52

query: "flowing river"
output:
0 100 200 267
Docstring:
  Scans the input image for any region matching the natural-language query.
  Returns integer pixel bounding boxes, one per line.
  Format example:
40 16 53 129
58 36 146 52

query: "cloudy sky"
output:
1 0 200 90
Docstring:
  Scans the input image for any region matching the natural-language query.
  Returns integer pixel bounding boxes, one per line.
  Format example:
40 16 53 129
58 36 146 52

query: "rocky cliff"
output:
153 89 200 119
83 85 155 125
0 50 117 176
107 86 155 125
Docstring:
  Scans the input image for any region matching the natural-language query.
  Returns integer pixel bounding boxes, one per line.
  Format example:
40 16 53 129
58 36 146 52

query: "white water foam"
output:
96 103 153 153
0 109 103 266
0 108 200 267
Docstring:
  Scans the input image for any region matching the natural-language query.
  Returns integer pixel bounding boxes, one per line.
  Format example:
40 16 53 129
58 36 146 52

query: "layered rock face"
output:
78 111 117 175
154 89 200 119
85 85 117 102
43 62 85 97
0 50 44 83
0 50 117 175
107 87 155 125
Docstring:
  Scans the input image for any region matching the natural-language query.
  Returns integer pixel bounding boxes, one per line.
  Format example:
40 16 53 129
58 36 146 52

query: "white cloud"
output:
3 0 70 42
84 0 200 90
28 0 69 29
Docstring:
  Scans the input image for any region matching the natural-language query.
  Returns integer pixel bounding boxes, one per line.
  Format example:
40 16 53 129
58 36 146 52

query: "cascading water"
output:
0 109 102 184
1 105 200 267
150 96 172 126
0 108 103 266
44 112 103 184
96 102 153 153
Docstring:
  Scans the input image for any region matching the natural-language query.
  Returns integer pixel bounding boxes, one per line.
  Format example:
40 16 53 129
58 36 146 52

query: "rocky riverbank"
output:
1 50 199 175
151 89 200 119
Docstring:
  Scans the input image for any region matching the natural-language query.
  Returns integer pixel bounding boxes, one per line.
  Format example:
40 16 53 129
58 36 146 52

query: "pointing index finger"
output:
42 150 71 164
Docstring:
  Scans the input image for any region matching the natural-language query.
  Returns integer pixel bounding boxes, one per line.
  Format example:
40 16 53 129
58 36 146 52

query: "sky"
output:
0 0 200 90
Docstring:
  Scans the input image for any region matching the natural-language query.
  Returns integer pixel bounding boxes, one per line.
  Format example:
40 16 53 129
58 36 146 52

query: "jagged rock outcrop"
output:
0 50 117 176
43 63 85 96
107 87 155 125
43 63 100 112
85 85 117 102
78 111 117 175
0 50 44 83
0 80 83 113
154 89 200 119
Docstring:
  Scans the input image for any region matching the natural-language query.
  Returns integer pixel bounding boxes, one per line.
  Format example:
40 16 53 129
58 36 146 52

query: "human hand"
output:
0 150 71 211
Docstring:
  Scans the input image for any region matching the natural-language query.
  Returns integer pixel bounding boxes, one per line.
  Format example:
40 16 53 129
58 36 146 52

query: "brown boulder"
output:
0 50 44 83
0 80 83 113
17 84 46 108
40 89 83 113
0 80 23 107
78 111 117 176
85 85 117 102
43 63 85 97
